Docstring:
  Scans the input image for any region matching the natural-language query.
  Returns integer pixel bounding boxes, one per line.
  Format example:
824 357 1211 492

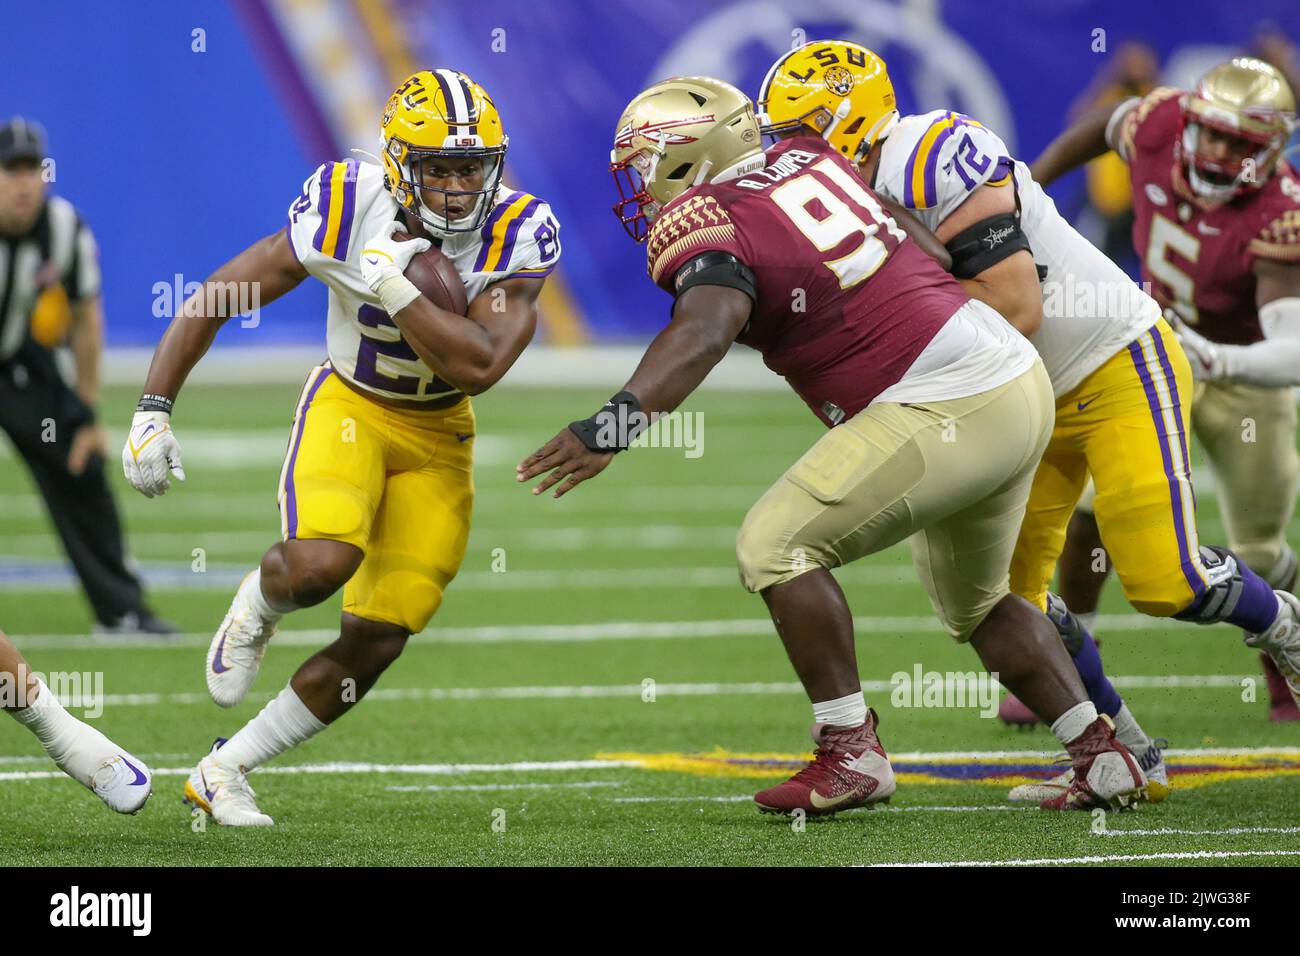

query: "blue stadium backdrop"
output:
3 0 1298 345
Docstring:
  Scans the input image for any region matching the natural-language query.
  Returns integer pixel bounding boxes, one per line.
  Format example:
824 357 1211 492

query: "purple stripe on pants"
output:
1126 335 1202 595
283 367 333 539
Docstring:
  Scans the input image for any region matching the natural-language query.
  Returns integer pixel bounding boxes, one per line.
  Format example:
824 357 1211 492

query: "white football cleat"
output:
1244 591 1300 710
89 752 153 815
1009 737 1169 804
183 739 273 827
206 572 277 708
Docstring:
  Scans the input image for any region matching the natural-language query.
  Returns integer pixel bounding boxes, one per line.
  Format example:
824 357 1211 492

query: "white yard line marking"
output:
6 611 1209 648
0 563 918 593
1098 826 1300 837
873 850 1300 867
611 797 1035 811
0 758 639 783
386 781 623 793
19 677 1280 710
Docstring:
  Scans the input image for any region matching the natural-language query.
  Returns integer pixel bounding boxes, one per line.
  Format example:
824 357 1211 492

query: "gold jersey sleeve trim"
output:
647 195 736 283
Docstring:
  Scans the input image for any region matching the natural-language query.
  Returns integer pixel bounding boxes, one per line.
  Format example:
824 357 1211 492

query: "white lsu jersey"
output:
874 110 1160 396
286 159 560 401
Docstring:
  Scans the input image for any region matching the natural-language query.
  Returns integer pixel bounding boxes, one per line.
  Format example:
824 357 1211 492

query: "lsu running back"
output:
129 68 561 826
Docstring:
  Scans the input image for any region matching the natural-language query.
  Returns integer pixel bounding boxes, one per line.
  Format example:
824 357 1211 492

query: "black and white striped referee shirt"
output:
0 196 101 364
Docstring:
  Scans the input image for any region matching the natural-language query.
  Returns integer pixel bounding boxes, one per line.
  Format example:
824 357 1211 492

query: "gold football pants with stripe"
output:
1011 318 1209 616
277 365 475 633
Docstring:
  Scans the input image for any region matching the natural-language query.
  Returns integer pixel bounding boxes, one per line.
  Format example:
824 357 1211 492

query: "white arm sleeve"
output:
1220 297 1300 387
1104 97 1140 160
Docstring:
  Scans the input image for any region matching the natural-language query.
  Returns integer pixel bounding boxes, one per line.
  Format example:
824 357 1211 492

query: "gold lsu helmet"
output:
610 76 766 241
1180 57 1296 200
757 40 898 162
380 69 507 236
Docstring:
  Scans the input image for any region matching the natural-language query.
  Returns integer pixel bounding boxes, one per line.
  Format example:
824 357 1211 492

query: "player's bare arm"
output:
933 184 1044 335
123 228 307 497
66 294 107 475
390 274 540 395
141 228 308 401
1028 104 1124 187
875 193 953 271
517 284 751 498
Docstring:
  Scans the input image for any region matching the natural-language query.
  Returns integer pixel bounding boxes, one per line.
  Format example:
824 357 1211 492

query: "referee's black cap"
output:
0 117 48 166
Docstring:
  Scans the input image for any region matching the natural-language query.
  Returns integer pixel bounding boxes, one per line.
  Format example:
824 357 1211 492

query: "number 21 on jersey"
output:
770 158 906 289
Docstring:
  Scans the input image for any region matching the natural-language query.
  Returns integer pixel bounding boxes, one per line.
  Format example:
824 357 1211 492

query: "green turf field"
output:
1 381 1298 866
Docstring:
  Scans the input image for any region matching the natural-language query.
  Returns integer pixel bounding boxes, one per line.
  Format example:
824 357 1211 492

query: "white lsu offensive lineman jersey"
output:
874 110 1160 396
286 159 560 401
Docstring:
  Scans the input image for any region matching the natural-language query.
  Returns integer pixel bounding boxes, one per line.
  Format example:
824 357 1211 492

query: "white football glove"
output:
359 221 430 316
122 411 186 498
1166 309 1224 381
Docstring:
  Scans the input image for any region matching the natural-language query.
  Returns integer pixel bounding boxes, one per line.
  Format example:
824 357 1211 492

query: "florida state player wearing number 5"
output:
121 69 559 826
518 77 1146 815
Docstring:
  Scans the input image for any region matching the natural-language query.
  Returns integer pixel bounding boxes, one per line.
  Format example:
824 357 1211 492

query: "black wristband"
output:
136 393 174 415
568 390 646 453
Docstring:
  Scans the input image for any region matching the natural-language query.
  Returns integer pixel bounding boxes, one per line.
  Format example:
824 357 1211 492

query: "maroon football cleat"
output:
998 693 1039 728
1040 715 1146 811
754 709 896 816
1260 652 1300 722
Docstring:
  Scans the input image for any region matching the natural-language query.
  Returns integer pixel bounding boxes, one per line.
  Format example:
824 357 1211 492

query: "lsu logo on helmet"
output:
758 40 899 162
379 69 509 237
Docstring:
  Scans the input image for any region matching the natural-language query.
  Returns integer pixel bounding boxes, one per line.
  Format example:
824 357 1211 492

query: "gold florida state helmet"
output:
610 76 766 241
1180 57 1296 200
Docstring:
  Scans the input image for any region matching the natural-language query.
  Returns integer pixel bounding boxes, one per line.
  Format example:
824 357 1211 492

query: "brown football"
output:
394 230 468 316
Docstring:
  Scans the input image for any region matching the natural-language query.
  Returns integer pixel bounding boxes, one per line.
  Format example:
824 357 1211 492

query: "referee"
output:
0 118 174 636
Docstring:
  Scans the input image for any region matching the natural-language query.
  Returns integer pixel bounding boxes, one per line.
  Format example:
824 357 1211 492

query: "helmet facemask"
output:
1180 115 1283 201
389 141 507 237
611 146 664 242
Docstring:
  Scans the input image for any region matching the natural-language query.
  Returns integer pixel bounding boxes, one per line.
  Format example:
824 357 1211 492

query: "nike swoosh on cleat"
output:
211 632 231 674
121 758 148 786
808 787 870 810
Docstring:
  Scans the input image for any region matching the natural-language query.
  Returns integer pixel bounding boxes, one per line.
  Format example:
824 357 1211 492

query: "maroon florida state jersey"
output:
646 137 970 426
1118 88 1300 345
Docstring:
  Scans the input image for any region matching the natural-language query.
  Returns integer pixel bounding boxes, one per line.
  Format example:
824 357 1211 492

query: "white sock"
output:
812 691 869 728
1111 703 1152 757
9 679 116 787
242 568 291 622
215 684 325 773
1050 701 1098 747
1076 611 1099 636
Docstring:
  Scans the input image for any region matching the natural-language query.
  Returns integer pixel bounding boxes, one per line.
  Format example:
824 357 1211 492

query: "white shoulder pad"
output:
877 110 1015 221
472 191 561 278
287 159 378 269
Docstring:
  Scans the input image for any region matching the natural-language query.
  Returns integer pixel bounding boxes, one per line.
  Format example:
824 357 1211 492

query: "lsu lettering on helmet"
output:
380 69 507 236
757 41 899 162
610 76 765 241
1180 57 1296 201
